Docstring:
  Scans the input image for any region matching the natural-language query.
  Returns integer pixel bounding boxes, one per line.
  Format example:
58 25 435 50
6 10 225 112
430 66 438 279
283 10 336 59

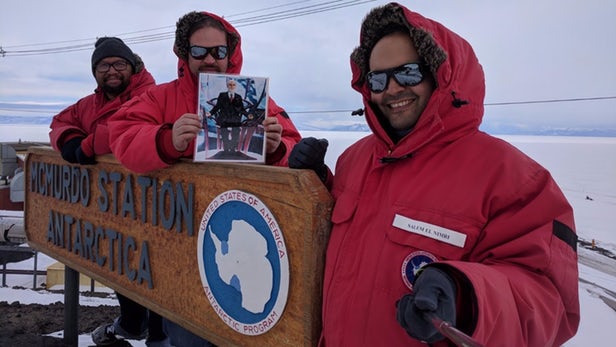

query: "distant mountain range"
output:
2 115 615 137
479 123 616 137
0 115 53 125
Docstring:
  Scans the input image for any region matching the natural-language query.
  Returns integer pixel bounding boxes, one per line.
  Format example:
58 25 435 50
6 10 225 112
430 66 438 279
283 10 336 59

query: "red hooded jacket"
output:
108 12 300 173
49 57 155 156
320 4 579 347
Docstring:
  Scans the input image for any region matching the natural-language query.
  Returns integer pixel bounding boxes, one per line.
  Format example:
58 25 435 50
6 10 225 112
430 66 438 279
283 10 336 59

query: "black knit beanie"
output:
91 37 136 74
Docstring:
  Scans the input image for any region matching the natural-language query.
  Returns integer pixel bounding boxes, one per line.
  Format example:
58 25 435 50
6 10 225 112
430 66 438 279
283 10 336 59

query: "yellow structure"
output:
46 261 106 289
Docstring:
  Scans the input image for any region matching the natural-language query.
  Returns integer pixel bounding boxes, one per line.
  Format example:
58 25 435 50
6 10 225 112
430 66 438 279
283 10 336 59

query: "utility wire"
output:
232 0 374 26
290 95 616 115
2 95 616 116
223 0 313 18
1 0 373 56
484 96 616 106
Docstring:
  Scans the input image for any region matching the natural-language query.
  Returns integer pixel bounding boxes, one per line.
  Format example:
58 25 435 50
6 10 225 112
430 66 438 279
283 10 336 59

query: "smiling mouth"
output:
388 98 413 109
199 66 220 72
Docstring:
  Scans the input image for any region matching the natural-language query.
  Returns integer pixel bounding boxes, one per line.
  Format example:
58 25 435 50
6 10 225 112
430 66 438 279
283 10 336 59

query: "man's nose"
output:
386 76 406 94
201 53 216 63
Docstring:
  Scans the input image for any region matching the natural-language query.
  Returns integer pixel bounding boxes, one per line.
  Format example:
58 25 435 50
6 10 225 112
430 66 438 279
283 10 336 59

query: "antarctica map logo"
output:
401 251 437 291
197 190 290 335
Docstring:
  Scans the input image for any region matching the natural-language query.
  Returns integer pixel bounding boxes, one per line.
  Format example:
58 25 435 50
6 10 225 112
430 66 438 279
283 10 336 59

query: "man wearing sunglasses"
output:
107 11 301 347
108 11 301 175
289 3 579 347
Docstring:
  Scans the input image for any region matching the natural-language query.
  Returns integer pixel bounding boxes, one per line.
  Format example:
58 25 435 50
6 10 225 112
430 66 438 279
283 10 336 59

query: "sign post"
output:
24 147 332 346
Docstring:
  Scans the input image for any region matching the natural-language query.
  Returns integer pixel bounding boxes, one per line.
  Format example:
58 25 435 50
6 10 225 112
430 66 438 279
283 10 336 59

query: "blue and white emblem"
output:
401 251 437 291
197 190 289 335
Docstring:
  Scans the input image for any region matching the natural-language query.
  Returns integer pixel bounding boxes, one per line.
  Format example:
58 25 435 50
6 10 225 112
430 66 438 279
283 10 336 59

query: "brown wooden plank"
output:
24 147 332 346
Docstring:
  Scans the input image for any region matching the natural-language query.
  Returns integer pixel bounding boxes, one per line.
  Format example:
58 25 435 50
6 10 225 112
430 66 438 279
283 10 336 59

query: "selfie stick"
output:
423 312 486 347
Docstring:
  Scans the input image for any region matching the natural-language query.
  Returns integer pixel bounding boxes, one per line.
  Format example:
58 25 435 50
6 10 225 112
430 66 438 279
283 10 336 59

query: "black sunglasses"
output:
366 63 425 93
189 45 228 60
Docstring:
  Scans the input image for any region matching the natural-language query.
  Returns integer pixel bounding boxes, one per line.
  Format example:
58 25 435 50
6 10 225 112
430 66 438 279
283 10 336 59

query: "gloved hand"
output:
288 137 329 182
75 145 96 165
396 267 457 343
61 137 96 165
60 137 83 164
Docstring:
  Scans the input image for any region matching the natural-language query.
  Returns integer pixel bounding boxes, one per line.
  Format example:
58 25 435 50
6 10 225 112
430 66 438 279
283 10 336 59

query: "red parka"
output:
108 12 300 174
49 56 155 156
320 4 579 347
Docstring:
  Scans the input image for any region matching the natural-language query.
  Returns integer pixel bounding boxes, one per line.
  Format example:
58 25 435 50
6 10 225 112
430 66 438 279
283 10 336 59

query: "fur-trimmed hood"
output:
350 2 486 153
173 11 243 75
133 53 145 73
351 3 446 87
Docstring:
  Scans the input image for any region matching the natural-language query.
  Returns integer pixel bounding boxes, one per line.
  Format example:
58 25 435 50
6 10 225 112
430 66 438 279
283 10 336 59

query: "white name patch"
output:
392 214 467 248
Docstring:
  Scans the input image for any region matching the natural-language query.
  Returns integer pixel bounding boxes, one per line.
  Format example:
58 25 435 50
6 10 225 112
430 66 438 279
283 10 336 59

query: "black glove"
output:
75 145 96 165
60 137 83 164
396 267 457 343
288 137 329 182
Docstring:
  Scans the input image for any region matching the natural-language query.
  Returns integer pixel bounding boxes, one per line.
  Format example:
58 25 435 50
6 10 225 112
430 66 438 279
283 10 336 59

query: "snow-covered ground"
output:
1 128 615 346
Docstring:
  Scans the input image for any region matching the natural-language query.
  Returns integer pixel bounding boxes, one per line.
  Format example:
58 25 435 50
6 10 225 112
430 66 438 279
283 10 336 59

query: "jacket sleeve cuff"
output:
426 263 478 336
265 140 287 165
156 125 182 164
80 134 95 157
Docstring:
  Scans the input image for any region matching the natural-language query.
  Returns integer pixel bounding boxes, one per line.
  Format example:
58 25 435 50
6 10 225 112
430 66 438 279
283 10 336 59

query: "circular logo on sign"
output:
401 251 437 291
197 190 289 335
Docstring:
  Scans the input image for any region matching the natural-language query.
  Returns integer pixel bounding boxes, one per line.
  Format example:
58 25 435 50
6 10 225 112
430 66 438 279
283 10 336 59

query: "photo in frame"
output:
194 73 269 163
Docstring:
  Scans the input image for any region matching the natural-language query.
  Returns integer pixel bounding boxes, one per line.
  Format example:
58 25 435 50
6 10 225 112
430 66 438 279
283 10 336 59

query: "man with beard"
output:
108 11 301 347
50 37 155 165
108 11 300 174
49 37 168 347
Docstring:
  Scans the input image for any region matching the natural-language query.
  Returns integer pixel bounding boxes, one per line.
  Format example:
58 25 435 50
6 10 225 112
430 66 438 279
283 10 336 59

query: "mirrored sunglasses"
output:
366 63 425 93
189 45 228 60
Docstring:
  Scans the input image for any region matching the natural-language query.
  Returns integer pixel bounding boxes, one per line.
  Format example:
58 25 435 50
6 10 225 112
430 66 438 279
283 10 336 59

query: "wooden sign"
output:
24 147 332 346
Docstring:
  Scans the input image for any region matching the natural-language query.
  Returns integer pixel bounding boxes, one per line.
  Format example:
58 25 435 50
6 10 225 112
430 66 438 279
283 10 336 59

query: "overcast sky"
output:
1 0 615 132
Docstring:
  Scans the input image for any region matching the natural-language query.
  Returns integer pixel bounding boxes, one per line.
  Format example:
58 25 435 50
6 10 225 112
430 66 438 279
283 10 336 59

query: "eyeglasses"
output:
95 61 129 73
366 63 425 93
189 45 228 60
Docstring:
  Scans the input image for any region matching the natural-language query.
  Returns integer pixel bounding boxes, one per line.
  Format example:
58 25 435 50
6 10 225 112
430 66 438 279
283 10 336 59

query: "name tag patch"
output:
392 214 467 248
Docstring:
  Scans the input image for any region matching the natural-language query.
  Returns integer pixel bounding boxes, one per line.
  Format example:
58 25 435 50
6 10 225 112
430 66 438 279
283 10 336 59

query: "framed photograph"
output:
194 73 269 163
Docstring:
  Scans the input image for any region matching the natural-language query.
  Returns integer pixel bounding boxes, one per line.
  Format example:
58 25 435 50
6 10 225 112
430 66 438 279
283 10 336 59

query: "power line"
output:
223 0 313 18
1 0 373 57
485 96 616 106
291 95 616 114
232 0 374 26
2 95 616 116
287 109 360 114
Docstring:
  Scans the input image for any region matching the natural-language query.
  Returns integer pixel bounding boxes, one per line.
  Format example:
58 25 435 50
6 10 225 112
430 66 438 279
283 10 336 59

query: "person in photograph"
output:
48 37 167 347
289 3 579 346
108 10 301 347
108 11 300 174
237 118 257 153
207 77 249 153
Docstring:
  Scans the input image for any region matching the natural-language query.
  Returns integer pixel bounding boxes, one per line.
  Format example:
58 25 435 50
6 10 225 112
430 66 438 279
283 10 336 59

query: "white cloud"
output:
1 0 615 130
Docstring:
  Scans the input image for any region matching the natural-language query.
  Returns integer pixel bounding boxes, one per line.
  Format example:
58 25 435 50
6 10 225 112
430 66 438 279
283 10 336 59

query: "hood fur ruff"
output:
351 2 447 85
